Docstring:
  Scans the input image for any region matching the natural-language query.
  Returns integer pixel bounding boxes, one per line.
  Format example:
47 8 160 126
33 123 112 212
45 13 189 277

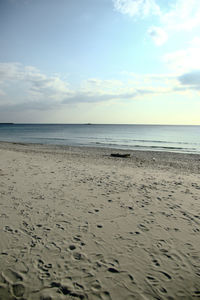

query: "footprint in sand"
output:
51 282 85 299
97 224 103 228
90 291 111 300
155 239 171 253
3 226 13 233
79 222 89 233
72 252 87 261
159 270 172 281
193 291 200 297
0 213 8 218
56 223 64 230
137 224 149 232
11 283 25 298
146 274 159 285
107 267 119 273
34 258 52 279
91 280 102 292
72 235 86 247
69 244 76 251
150 255 161 267
2 269 23 284
158 286 168 295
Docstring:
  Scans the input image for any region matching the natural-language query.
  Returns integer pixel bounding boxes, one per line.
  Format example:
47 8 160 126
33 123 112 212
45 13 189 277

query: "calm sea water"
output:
0 124 200 154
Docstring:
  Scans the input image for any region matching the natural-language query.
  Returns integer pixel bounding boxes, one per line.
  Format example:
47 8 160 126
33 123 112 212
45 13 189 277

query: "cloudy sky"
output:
0 0 200 124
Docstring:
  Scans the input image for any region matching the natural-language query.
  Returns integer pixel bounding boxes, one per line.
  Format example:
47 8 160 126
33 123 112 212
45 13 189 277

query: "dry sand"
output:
0 141 200 300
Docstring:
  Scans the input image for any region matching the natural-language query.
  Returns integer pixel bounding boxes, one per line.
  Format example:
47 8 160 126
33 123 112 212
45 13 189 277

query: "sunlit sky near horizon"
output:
0 0 200 124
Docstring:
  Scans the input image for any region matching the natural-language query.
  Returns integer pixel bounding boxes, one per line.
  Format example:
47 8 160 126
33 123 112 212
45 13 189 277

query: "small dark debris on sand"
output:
110 153 130 158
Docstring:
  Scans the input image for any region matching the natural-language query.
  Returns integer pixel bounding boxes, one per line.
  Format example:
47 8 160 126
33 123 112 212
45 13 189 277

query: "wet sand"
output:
0 142 200 300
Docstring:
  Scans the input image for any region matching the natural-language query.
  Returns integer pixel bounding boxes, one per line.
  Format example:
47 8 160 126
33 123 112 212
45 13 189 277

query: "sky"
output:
0 0 200 124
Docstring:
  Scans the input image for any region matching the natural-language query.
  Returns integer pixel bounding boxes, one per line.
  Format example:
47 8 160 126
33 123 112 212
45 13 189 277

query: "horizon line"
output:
1 123 200 126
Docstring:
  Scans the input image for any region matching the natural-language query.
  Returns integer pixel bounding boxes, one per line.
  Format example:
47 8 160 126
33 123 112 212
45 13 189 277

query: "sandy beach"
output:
0 141 200 300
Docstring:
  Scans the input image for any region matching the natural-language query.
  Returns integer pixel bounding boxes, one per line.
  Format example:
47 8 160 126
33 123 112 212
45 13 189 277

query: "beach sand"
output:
0 142 200 300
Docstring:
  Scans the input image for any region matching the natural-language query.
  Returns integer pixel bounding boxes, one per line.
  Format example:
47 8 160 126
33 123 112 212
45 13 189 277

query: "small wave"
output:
131 144 195 151
130 139 200 145
30 137 68 141
93 141 197 153
95 139 200 146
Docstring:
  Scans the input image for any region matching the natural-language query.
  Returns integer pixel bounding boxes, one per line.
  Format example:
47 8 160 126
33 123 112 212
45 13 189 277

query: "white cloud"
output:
0 62 199 114
81 78 124 95
0 62 174 112
148 26 168 46
161 0 200 31
163 44 200 73
0 62 73 108
113 0 160 17
113 1 200 46
153 0 200 45
113 0 200 27
0 62 23 83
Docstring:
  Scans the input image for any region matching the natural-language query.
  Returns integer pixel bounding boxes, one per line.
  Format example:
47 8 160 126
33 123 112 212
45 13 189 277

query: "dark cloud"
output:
62 92 133 104
0 87 157 113
62 89 154 104
0 62 167 115
0 99 58 112
30 78 51 89
178 70 200 89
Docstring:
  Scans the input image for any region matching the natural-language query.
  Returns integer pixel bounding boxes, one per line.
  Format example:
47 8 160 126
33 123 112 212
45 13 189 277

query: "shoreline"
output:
0 136 200 156
1 139 200 157
0 141 200 299
1 140 200 173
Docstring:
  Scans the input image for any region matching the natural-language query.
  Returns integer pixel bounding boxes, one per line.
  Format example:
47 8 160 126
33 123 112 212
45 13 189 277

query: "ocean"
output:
0 123 200 154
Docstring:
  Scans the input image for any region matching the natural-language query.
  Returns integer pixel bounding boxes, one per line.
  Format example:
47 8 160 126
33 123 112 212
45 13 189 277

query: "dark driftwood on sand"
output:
111 153 130 158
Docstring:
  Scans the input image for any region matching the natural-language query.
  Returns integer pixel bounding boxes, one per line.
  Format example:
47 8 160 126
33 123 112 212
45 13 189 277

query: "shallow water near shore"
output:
0 123 200 154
